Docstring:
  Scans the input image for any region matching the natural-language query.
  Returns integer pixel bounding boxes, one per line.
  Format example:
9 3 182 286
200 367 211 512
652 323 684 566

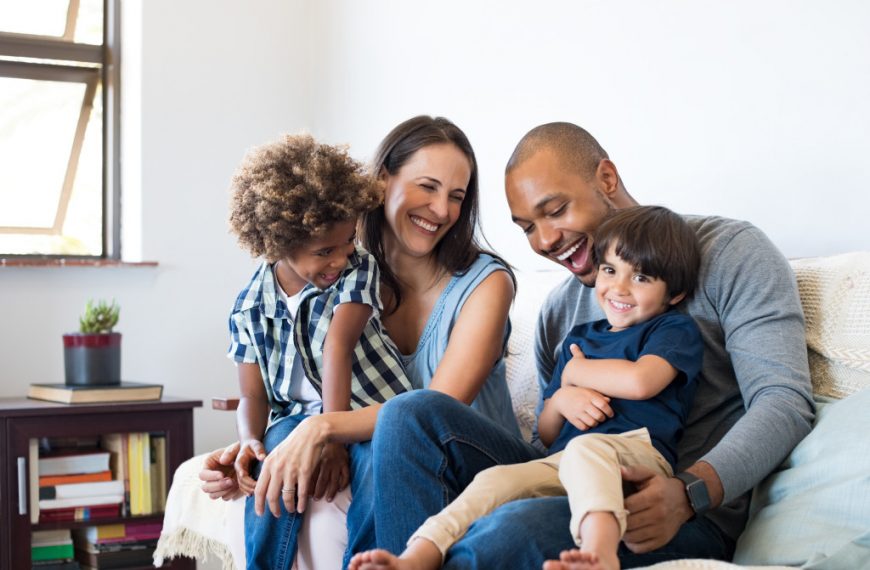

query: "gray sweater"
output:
534 215 815 541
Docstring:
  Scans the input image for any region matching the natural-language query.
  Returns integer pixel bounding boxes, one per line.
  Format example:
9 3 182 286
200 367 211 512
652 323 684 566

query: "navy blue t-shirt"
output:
542 310 702 468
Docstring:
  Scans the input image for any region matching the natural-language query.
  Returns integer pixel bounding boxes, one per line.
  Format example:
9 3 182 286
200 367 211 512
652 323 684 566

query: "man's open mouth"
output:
555 237 590 271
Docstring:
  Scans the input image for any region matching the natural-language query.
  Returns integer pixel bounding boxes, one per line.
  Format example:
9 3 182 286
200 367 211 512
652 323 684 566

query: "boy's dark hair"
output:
229 133 381 262
593 206 701 301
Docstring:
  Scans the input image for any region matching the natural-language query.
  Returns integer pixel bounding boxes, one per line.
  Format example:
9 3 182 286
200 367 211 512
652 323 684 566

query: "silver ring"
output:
282 488 294 494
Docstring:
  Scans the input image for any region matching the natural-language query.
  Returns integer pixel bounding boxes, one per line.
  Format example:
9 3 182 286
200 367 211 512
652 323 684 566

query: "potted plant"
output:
63 299 122 386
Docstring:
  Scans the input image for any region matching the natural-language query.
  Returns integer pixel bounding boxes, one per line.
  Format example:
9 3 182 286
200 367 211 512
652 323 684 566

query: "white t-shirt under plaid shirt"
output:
227 246 413 420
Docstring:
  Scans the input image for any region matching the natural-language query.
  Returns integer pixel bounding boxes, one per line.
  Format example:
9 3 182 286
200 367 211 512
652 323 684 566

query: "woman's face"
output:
382 143 472 259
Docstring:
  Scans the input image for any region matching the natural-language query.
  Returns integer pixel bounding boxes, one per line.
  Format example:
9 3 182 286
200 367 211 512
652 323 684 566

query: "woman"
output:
200 115 519 568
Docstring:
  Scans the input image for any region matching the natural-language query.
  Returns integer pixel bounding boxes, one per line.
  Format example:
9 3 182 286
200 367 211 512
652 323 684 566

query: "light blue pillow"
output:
734 388 870 568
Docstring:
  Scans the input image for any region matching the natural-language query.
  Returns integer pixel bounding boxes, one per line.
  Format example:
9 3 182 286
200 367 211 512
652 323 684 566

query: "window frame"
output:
0 0 121 261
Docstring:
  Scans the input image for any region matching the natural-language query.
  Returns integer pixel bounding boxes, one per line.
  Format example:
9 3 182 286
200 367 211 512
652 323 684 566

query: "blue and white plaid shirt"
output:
228 246 412 419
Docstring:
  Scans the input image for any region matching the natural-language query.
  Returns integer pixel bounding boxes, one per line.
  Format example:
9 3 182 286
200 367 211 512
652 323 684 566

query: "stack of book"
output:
72 522 161 569
32 529 78 569
101 432 168 516
37 446 123 524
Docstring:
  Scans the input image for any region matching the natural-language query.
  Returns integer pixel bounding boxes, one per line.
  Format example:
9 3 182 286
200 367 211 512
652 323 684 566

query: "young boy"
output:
349 205 702 570
226 134 412 498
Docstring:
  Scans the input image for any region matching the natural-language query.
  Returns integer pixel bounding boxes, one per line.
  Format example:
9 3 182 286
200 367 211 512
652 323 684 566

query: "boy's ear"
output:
668 291 687 306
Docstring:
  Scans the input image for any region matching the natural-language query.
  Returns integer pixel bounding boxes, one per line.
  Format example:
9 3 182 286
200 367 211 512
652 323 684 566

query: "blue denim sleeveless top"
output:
399 254 521 437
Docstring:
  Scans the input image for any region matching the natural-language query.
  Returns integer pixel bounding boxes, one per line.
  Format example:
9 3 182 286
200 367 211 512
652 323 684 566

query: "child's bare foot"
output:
348 549 403 570
542 548 620 570
349 545 440 570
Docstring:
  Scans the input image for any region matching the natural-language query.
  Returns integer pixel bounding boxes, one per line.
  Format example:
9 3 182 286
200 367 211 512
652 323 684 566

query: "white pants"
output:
294 487 351 570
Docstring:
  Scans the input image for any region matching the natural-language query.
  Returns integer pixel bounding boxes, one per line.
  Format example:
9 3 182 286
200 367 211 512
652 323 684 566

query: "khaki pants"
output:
411 428 673 556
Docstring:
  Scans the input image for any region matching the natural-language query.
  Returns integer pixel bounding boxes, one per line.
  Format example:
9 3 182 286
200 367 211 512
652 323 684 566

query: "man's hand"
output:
621 465 693 553
310 442 350 502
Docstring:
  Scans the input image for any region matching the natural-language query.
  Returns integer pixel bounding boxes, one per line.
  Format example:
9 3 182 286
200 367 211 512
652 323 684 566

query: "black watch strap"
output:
675 471 711 518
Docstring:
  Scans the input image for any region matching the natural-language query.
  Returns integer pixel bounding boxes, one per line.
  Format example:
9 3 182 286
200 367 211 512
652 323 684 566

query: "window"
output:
0 0 119 258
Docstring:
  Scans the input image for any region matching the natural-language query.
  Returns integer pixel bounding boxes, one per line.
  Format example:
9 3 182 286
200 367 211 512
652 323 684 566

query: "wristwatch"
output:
675 472 711 519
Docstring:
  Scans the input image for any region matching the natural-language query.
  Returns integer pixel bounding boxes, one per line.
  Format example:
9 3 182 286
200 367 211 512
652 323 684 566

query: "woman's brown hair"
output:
360 115 514 311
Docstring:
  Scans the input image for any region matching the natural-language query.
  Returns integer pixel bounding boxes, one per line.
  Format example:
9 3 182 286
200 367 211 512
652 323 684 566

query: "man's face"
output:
506 149 615 286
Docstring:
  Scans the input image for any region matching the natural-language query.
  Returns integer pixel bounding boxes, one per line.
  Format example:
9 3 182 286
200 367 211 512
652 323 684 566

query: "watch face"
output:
677 472 711 515
686 479 711 514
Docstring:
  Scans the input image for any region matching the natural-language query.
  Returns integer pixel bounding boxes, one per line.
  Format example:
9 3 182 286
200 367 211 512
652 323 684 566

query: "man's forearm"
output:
686 460 724 509
701 387 813 503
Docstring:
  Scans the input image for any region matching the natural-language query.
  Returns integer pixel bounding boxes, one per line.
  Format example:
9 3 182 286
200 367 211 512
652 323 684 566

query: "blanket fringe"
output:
153 527 237 570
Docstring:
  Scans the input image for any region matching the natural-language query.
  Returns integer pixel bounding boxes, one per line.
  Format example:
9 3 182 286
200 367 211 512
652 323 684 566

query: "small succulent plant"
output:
79 299 120 334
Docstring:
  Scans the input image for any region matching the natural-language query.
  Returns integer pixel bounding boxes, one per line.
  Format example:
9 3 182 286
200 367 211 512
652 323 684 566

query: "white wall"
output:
0 0 315 454
306 0 870 269
2 1 868 455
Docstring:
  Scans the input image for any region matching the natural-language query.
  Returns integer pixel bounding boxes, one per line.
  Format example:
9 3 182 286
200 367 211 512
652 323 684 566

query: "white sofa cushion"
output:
732 388 870 568
505 269 566 441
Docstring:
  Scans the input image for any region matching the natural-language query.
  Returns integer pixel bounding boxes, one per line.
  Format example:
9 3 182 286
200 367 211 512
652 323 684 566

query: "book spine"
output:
30 542 74 562
39 495 124 509
120 433 130 516
128 433 140 516
142 433 152 515
39 480 124 500
38 453 111 477
29 438 40 524
39 470 112 487
38 504 120 523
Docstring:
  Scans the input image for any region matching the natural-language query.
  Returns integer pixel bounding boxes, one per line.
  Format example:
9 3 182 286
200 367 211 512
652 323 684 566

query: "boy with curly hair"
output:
226 133 412 510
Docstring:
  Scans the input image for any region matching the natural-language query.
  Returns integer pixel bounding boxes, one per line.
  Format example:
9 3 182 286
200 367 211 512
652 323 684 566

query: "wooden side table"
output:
0 396 202 569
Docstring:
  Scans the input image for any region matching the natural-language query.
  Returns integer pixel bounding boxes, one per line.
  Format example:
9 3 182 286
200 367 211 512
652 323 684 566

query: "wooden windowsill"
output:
0 258 158 268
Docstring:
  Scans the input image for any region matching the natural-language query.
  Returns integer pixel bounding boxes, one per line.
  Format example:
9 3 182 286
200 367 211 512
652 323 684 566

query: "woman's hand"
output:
235 438 267 496
254 415 330 517
199 442 244 501
311 442 350 502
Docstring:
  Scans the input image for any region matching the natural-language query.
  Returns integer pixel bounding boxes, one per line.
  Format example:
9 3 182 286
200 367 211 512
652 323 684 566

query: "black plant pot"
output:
63 332 122 386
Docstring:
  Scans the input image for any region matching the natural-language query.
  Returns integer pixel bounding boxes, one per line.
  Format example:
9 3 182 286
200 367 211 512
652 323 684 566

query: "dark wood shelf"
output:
0 396 201 569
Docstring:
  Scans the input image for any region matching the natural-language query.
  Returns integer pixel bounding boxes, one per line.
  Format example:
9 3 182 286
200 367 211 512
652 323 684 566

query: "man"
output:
371 122 816 568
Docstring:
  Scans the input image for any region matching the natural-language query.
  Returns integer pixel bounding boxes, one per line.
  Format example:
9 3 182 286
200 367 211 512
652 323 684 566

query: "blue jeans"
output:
371 390 543 554
443 496 734 568
372 390 735 568
245 413 306 570
244 412 375 569
344 441 375 568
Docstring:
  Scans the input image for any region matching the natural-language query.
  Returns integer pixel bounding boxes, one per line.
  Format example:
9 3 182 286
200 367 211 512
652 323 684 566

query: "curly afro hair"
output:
229 134 382 262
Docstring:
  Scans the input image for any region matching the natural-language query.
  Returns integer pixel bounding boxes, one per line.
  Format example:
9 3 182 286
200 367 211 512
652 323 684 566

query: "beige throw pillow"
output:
791 252 870 399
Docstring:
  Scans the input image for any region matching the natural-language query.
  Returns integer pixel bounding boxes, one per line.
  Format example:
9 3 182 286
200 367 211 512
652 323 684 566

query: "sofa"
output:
154 252 870 570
